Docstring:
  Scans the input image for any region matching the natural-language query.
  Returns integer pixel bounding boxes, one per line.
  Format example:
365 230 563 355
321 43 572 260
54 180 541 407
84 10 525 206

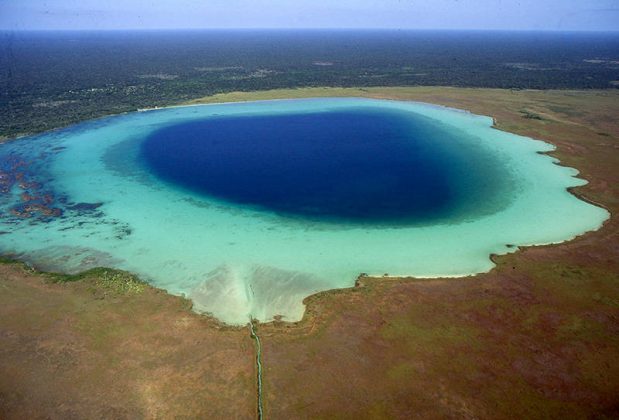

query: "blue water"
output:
0 98 609 324
141 108 502 224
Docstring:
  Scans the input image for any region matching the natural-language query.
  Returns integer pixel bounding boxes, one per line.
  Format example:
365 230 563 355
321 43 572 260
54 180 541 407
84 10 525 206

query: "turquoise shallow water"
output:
0 98 609 325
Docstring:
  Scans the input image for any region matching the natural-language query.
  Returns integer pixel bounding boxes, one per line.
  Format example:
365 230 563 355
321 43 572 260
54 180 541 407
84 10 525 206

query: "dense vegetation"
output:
1 30 618 139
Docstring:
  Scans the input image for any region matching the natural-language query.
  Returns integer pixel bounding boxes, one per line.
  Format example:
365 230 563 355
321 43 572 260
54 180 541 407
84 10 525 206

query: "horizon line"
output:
2 27 619 33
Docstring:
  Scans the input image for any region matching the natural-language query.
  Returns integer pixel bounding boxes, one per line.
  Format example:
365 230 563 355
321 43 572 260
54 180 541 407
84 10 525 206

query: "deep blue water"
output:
141 107 500 223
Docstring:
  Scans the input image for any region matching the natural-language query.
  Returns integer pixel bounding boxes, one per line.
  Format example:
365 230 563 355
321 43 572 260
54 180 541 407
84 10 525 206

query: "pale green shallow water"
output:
0 98 609 325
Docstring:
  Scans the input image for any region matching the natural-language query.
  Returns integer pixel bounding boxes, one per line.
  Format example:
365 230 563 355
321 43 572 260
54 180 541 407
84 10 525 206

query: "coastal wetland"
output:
1 87 618 418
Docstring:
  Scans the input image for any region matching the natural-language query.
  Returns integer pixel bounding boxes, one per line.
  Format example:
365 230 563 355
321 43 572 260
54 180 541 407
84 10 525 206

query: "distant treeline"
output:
1 30 618 139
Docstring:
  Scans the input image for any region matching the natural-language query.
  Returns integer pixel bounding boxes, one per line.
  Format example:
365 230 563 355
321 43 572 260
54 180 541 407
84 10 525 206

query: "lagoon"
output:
0 98 609 324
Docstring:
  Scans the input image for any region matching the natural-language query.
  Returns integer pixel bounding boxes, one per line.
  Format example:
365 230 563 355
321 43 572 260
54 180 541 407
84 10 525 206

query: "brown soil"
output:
0 266 255 419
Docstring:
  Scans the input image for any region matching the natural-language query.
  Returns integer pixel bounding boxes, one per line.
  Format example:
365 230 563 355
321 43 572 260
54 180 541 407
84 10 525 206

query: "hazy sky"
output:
1 0 618 31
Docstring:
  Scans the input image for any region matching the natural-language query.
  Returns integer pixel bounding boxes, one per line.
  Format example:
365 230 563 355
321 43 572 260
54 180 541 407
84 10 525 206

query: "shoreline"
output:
2 86 617 144
0 86 614 329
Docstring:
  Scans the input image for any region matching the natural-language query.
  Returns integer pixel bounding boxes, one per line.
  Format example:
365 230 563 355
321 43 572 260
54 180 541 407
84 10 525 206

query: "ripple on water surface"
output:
0 98 609 324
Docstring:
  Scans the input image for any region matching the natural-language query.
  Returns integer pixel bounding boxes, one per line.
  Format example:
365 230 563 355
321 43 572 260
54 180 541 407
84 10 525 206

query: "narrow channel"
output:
249 319 264 419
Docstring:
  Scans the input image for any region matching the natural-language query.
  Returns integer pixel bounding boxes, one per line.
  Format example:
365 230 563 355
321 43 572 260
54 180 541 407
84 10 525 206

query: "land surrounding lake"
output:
1 86 617 418
2 30 618 140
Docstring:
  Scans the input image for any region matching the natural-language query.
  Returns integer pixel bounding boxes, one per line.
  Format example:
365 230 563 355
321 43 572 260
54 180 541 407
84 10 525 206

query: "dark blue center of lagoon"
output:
141 108 492 223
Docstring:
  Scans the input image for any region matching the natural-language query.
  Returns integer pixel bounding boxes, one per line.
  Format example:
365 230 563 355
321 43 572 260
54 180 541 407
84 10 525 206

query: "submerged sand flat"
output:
0 98 609 324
